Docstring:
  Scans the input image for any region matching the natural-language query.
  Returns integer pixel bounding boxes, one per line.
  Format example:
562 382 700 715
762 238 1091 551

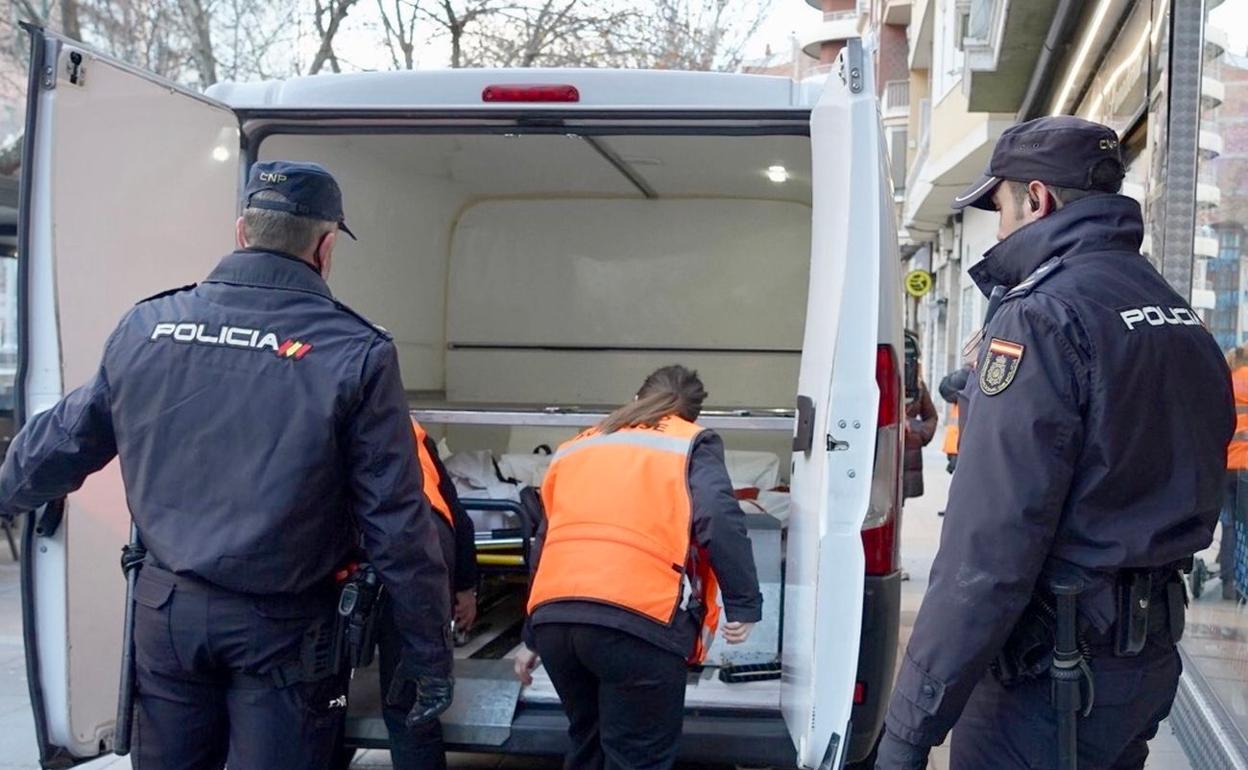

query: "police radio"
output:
335 562 384 671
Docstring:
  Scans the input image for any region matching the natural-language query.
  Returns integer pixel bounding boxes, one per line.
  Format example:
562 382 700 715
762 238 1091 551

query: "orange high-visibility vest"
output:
410 418 454 528
941 403 960 455
1230 368 1248 470
528 415 721 663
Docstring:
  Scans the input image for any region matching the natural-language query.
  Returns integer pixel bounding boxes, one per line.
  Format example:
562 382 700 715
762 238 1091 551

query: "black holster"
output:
336 563 384 671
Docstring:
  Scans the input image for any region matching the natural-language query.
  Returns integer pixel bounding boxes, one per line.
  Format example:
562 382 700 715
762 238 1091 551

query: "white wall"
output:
445 198 812 407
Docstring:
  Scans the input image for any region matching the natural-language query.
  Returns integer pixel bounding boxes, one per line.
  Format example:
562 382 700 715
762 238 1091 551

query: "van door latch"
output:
826 434 849 452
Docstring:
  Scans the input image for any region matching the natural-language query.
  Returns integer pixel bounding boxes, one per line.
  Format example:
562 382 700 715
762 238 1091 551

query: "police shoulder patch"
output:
979 337 1024 396
135 283 197 305
1004 256 1064 300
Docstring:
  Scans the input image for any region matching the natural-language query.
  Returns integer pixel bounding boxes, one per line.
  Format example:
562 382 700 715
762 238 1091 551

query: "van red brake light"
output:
875 345 900 427
482 84 580 103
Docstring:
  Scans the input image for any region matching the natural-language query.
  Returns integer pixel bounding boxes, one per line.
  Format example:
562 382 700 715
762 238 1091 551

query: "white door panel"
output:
783 41 887 769
22 29 238 760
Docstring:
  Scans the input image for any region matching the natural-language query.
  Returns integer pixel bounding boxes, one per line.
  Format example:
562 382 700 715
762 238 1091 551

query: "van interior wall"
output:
258 133 811 466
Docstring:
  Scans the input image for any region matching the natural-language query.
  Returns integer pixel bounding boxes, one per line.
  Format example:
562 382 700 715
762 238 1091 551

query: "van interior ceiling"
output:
257 129 811 718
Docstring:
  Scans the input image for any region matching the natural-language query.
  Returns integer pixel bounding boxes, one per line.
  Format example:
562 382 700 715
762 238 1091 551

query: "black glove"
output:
386 671 454 727
874 730 929 770
407 675 453 726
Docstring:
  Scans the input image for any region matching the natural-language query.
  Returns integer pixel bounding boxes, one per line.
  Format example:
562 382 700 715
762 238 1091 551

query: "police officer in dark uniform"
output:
0 161 454 769
876 117 1235 770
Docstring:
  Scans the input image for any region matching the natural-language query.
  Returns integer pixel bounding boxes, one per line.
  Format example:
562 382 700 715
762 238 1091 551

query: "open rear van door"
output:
783 40 889 769
18 27 238 765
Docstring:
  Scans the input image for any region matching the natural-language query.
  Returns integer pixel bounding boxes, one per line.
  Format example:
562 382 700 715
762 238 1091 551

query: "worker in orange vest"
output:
514 365 763 770
374 418 478 770
1223 348 1248 601
937 364 973 474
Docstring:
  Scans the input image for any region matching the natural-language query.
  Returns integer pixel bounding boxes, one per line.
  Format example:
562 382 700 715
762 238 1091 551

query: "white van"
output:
15 26 903 770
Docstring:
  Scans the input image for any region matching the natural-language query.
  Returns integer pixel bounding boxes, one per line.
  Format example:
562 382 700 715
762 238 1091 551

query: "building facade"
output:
807 0 1248 765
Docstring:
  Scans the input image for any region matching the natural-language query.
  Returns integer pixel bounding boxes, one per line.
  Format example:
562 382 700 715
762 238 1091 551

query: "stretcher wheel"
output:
1190 558 1209 600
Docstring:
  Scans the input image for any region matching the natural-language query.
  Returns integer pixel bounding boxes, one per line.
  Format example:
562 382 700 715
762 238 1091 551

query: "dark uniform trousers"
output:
951 630 1181 770
133 565 347 770
533 624 689 770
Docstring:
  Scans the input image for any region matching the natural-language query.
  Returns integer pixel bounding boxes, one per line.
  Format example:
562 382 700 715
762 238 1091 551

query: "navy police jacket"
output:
884 195 1234 747
0 249 452 676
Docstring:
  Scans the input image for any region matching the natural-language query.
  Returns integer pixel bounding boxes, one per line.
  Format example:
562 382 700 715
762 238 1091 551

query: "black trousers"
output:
373 520 456 770
131 565 346 770
950 641 1181 770
533 623 688 770
377 599 447 770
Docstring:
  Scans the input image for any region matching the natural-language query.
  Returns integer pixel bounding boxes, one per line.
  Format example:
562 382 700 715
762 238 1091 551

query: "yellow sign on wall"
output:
905 269 933 298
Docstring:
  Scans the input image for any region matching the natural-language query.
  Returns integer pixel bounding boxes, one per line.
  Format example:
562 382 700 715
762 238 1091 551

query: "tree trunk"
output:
59 0 81 40
178 0 218 86
310 0 359 75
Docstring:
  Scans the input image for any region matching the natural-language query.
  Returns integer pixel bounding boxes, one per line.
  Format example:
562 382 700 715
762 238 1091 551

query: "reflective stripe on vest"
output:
528 415 721 663
411 418 454 528
1230 368 1248 471
941 403 960 455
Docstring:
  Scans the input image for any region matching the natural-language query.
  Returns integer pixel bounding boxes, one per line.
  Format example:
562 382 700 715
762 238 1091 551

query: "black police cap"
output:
952 116 1126 211
243 161 357 240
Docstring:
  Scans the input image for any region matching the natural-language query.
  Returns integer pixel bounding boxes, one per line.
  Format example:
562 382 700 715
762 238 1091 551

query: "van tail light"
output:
853 681 867 705
862 344 902 576
482 84 580 102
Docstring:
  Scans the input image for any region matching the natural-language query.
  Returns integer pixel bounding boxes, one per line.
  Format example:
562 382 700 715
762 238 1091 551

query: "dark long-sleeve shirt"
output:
418 432 478 593
524 431 763 658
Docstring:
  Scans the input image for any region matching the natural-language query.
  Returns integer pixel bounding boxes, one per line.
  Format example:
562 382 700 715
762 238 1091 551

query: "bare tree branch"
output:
178 0 218 86
377 0 421 69
310 0 360 74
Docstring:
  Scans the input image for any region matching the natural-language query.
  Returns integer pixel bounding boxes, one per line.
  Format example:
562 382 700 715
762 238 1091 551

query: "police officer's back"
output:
0 162 453 769
876 118 1234 770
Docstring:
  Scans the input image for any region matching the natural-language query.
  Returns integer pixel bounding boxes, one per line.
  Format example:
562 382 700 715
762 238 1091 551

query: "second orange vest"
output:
1229 367 1248 470
411 418 455 528
941 403 960 456
528 415 721 663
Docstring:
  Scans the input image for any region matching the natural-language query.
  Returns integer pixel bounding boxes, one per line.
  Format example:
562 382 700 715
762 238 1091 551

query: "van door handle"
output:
793 395 815 454
34 499 65 538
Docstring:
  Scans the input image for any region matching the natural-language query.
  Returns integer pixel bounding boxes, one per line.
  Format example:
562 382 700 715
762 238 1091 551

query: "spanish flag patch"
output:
979 338 1024 396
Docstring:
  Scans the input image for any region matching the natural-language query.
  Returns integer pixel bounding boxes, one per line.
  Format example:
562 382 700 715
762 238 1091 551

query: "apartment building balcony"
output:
902 94 1014 239
800 10 865 59
909 0 934 69
958 0 1063 113
1199 130 1224 161
1203 76 1225 109
883 0 912 25
1196 235 1221 259
883 79 910 121
1198 182 1223 210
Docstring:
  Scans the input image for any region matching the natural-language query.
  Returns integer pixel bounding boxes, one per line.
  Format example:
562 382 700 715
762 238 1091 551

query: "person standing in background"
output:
904 377 938 501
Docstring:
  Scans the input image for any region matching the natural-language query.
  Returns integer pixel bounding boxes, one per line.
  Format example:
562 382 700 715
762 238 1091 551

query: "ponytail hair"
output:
596 365 708 434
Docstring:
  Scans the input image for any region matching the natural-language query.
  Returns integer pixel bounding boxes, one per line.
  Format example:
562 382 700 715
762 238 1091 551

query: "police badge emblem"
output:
979 338 1024 395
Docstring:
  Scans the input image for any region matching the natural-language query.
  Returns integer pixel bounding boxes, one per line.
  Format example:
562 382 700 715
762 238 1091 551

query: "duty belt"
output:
993 566 1187 687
